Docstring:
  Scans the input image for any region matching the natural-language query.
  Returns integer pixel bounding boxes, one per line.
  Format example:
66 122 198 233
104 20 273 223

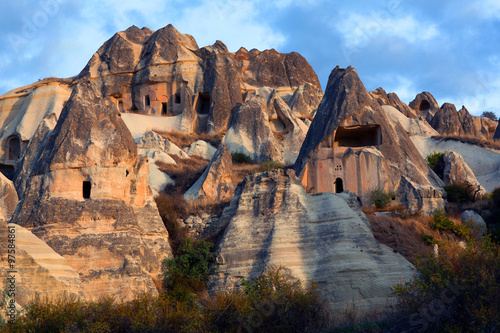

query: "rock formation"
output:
370 87 417 118
184 144 234 203
294 66 444 213
10 80 172 301
208 169 415 314
0 78 72 176
224 87 309 165
287 83 324 118
494 121 500 140
409 91 440 122
442 151 485 196
0 173 18 222
430 103 480 138
76 24 321 134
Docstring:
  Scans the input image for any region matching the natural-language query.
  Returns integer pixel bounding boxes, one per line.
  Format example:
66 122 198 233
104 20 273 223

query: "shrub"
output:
231 152 254 164
204 267 328 332
155 193 188 253
431 211 471 240
259 160 283 172
393 236 500 332
426 151 445 178
162 238 215 295
481 111 498 121
370 188 395 209
443 182 476 203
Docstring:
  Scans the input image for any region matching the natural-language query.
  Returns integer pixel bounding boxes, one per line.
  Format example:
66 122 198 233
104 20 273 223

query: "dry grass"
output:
154 129 225 149
157 156 209 194
431 135 500 151
232 163 261 185
366 213 462 263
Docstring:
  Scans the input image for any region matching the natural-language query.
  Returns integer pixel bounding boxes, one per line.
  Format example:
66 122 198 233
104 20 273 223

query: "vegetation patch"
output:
443 181 477 203
259 160 283 172
231 152 253 164
425 151 445 179
369 188 395 209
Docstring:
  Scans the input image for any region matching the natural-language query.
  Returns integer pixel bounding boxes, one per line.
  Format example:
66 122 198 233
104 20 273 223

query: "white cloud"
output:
174 1 285 51
336 12 439 49
468 0 500 19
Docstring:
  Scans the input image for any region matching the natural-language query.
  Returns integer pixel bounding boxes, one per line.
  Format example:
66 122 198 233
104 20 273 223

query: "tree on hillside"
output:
481 111 498 121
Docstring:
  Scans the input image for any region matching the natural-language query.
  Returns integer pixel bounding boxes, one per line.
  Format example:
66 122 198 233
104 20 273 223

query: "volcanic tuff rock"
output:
184 144 235 203
430 103 480 138
208 169 415 313
76 24 320 134
287 83 324 118
10 80 172 301
294 66 444 213
224 87 309 165
409 91 440 122
0 172 18 222
442 151 485 196
495 122 500 140
370 87 417 118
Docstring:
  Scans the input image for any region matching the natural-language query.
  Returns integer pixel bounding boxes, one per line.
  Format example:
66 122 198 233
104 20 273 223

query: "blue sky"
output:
1 0 499 116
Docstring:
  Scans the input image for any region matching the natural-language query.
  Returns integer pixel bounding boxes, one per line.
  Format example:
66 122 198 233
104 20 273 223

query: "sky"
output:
1 0 499 116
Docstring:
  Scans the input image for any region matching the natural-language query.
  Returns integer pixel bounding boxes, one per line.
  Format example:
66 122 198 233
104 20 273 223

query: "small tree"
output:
162 238 216 294
370 188 395 209
481 111 498 121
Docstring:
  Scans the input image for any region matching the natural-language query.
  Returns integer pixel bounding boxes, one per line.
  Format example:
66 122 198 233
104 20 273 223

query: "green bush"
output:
231 152 254 164
431 212 471 240
204 267 327 332
259 160 283 172
426 152 445 179
162 238 215 295
394 236 500 332
370 188 395 209
444 182 476 203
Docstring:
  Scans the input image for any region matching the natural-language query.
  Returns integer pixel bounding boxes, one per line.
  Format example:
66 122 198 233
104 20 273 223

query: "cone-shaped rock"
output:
294 66 444 213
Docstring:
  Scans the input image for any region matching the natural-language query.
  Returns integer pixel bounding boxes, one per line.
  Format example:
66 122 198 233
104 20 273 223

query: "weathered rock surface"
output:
0 173 18 222
442 151 485 196
409 91 440 122
494 121 500 140
76 24 321 134
184 144 234 203
430 103 480 138
0 79 72 168
294 66 444 213
209 169 415 313
382 105 439 137
287 83 324 118
1 223 84 306
224 88 309 165
10 80 172 302
186 140 217 160
370 87 417 118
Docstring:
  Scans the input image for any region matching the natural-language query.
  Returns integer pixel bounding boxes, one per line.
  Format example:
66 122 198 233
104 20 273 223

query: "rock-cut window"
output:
83 181 91 199
145 95 150 107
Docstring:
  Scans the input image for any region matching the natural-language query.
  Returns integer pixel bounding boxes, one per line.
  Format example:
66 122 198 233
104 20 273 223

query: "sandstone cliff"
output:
10 80 172 301
209 169 415 314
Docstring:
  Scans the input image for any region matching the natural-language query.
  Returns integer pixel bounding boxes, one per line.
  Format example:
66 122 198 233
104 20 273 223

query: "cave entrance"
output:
334 178 344 193
333 125 382 147
418 100 431 111
7 136 20 161
161 102 167 116
145 95 151 107
83 181 91 199
195 92 210 115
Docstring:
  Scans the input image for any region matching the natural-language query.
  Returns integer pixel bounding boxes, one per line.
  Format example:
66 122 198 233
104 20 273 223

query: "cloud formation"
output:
0 0 499 116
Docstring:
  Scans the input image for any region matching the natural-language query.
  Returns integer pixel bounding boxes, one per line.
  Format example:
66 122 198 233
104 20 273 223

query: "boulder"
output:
442 151 485 196
208 169 415 314
461 210 486 236
10 80 172 302
186 140 217 160
294 66 444 214
184 144 235 203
